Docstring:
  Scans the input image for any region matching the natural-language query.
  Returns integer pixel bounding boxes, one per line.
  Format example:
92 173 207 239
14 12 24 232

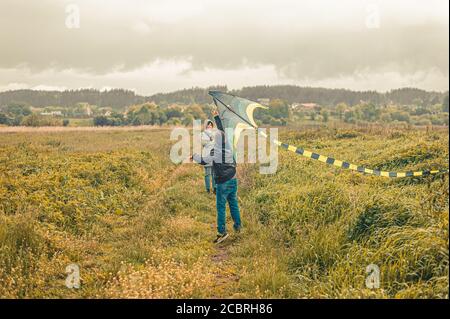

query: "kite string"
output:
259 130 449 178
210 91 449 178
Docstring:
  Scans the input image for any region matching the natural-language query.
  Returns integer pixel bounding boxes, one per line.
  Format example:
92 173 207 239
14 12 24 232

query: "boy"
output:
191 110 241 243
201 119 216 194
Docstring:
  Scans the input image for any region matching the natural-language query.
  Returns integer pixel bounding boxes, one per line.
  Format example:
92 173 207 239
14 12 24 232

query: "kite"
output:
209 91 449 178
209 90 267 155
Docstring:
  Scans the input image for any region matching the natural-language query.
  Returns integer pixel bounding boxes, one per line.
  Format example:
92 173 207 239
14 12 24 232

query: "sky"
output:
0 0 448 95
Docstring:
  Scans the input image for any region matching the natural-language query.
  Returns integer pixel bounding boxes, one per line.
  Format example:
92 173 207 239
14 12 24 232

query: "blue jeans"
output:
204 166 216 192
216 178 241 234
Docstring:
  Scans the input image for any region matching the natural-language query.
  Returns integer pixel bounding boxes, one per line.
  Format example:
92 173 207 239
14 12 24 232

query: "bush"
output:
21 114 61 127
0 112 9 124
335 131 360 139
391 111 410 123
93 115 111 126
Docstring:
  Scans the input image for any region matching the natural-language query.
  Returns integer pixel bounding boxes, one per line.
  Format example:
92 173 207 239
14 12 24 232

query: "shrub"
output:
335 131 360 139
21 114 61 127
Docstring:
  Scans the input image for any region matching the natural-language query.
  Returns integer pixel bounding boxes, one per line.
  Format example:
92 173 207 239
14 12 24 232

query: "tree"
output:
380 113 391 123
185 104 206 121
412 98 424 107
134 104 152 124
182 114 194 126
443 94 449 113
268 99 289 119
322 110 329 122
5 102 31 116
165 106 183 119
344 111 355 123
93 116 109 126
359 103 380 122
0 112 9 124
390 111 410 123
430 95 440 105
335 103 348 120
21 114 41 127
414 106 430 116
21 114 60 127
0 86 445 110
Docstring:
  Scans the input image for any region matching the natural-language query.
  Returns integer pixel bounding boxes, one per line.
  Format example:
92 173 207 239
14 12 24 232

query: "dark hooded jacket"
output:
193 115 236 184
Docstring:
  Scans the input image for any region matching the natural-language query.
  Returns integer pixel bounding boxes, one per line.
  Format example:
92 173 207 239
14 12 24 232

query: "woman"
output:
201 119 216 193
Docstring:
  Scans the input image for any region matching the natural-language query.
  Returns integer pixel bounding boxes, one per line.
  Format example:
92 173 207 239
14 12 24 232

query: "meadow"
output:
0 125 448 298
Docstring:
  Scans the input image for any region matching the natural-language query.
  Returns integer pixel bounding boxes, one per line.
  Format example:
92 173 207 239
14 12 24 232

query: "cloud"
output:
0 0 448 93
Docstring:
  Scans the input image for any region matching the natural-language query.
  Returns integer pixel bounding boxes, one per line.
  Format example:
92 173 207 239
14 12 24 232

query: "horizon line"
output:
0 84 448 97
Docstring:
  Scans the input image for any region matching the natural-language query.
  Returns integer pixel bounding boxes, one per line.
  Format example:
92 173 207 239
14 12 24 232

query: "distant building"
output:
290 103 318 110
300 103 318 109
257 98 270 106
290 103 301 110
41 111 62 116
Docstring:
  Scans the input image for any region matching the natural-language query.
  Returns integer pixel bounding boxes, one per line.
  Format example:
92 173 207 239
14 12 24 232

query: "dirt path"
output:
165 164 241 298
147 162 241 297
97 140 245 298
210 243 240 297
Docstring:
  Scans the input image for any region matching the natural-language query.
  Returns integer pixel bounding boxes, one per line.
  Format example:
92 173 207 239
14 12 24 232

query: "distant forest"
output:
0 85 447 110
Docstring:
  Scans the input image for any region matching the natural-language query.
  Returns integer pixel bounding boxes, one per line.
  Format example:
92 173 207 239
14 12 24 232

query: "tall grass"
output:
233 127 448 298
0 127 448 298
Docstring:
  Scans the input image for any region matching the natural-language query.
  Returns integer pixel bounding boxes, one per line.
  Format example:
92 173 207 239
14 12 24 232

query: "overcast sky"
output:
0 0 448 95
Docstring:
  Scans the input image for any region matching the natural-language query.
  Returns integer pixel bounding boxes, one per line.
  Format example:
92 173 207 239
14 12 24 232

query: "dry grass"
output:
0 125 170 133
104 249 217 298
0 126 448 298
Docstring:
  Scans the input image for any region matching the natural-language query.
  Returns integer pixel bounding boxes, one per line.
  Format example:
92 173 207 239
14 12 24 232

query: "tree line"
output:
0 85 448 127
0 89 142 110
1 86 447 111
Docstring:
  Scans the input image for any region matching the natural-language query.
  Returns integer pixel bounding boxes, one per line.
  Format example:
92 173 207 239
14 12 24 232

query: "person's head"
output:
206 120 214 130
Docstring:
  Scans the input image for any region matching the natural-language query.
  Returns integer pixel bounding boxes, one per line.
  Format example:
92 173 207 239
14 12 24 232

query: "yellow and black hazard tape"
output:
259 132 449 178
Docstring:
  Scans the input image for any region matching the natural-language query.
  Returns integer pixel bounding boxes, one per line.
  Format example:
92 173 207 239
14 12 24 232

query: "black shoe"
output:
213 189 216 195
213 233 229 244
206 189 210 193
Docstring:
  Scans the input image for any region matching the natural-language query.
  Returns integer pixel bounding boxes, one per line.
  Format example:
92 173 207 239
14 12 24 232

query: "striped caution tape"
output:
259 131 449 178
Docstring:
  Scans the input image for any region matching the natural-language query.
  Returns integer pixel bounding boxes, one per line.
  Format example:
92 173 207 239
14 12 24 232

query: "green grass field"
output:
0 126 448 298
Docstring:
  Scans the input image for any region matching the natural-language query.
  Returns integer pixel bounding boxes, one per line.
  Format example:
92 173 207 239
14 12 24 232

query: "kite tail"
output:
259 131 449 178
